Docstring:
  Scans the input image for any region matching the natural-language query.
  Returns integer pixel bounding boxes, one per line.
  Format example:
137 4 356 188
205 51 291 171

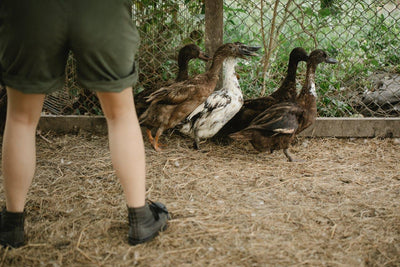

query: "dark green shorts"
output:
0 0 140 94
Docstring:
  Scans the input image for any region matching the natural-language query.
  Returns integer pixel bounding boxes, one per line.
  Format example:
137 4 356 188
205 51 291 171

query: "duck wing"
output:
187 90 233 120
243 96 276 111
220 96 277 134
230 103 303 141
146 81 200 105
146 72 211 105
249 103 303 133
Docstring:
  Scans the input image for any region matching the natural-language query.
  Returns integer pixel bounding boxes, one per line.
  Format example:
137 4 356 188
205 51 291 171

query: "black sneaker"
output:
128 200 170 245
0 208 25 248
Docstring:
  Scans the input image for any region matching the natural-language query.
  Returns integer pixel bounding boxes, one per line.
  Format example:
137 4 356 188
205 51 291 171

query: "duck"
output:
217 47 309 136
179 42 261 149
139 42 258 151
229 49 337 162
134 44 210 116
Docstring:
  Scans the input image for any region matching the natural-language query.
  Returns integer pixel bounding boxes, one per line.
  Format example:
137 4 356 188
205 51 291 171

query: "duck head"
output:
214 42 261 60
178 44 210 63
290 47 309 62
235 42 262 59
308 49 338 65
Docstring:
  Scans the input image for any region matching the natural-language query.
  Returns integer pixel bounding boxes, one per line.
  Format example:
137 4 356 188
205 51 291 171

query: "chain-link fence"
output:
38 0 400 117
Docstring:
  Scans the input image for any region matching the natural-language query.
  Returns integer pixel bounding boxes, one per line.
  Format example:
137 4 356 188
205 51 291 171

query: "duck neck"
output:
285 58 300 84
298 62 317 102
176 55 191 82
270 57 300 99
206 53 225 81
222 57 239 91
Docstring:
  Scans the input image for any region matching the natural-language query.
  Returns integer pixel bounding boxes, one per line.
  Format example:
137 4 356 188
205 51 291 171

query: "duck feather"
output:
179 45 260 149
229 49 337 161
140 42 258 151
218 47 308 136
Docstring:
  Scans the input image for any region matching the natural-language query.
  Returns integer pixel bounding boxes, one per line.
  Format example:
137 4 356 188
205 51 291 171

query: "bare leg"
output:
2 88 45 212
97 88 145 208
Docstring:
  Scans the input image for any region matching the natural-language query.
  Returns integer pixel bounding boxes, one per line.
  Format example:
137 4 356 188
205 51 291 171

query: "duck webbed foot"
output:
146 129 155 144
283 148 304 162
153 142 166 152
147 128 166 152
193 138 209 152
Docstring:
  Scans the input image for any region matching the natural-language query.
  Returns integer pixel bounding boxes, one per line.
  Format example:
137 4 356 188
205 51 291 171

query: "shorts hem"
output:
2 75 65 94
79 71 138 93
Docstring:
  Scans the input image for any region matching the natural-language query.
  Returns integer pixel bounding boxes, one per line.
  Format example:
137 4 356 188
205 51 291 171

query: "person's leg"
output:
96 87 169 245
96 87 145 208
0 87 45 248
69 0 168 245
2 87 45 212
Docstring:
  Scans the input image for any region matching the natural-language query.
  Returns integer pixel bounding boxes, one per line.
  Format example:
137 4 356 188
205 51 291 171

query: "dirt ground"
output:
0 131 399 266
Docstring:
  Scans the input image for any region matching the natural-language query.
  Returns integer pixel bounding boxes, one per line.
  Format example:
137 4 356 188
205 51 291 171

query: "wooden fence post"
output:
205 0 224 58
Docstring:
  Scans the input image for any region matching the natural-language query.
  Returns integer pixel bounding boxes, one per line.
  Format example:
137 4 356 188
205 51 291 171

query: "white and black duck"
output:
179 43 260 149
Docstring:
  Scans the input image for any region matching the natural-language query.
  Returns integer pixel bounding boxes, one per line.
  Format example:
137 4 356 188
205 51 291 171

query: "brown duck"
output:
139 42 258 151
218 47 309 136
229 49 337 161
134 44 210 116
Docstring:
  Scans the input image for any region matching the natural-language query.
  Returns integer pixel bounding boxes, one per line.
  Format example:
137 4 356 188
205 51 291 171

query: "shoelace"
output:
147 200 169 221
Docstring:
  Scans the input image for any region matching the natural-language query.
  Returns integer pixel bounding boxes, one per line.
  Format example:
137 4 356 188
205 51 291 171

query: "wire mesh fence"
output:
38 0 400 117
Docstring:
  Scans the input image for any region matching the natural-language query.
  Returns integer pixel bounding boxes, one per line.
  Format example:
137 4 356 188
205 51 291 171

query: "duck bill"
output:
239 45 261 57
198 51 211 62
325 57 338 64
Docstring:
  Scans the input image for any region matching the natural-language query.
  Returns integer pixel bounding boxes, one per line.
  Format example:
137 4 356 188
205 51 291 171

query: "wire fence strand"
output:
41 0 400 118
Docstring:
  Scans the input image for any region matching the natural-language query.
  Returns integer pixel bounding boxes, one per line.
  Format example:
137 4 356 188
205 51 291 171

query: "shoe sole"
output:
128 223 168 246
0 240 25 248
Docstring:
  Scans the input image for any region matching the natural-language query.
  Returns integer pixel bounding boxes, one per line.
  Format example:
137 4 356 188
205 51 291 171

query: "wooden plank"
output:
38 116 400 138
300 117 400 137
39 115 107 135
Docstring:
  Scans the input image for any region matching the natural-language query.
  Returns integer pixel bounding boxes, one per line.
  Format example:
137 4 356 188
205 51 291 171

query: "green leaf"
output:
319 8 331 17
304 7 315 17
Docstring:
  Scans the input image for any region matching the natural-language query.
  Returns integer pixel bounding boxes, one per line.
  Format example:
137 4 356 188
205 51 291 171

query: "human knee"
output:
6 111 41 128
97 88 136 122
103 107 136 123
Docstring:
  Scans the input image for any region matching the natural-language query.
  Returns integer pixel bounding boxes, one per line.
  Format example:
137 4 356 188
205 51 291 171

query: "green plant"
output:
222 0 400 117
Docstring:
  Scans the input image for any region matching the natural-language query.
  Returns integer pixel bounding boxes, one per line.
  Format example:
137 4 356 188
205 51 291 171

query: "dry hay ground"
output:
0 131 399 266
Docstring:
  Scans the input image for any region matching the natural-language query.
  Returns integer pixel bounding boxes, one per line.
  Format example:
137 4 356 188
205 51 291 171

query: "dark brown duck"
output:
229 49 337 162
218 47 309 136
